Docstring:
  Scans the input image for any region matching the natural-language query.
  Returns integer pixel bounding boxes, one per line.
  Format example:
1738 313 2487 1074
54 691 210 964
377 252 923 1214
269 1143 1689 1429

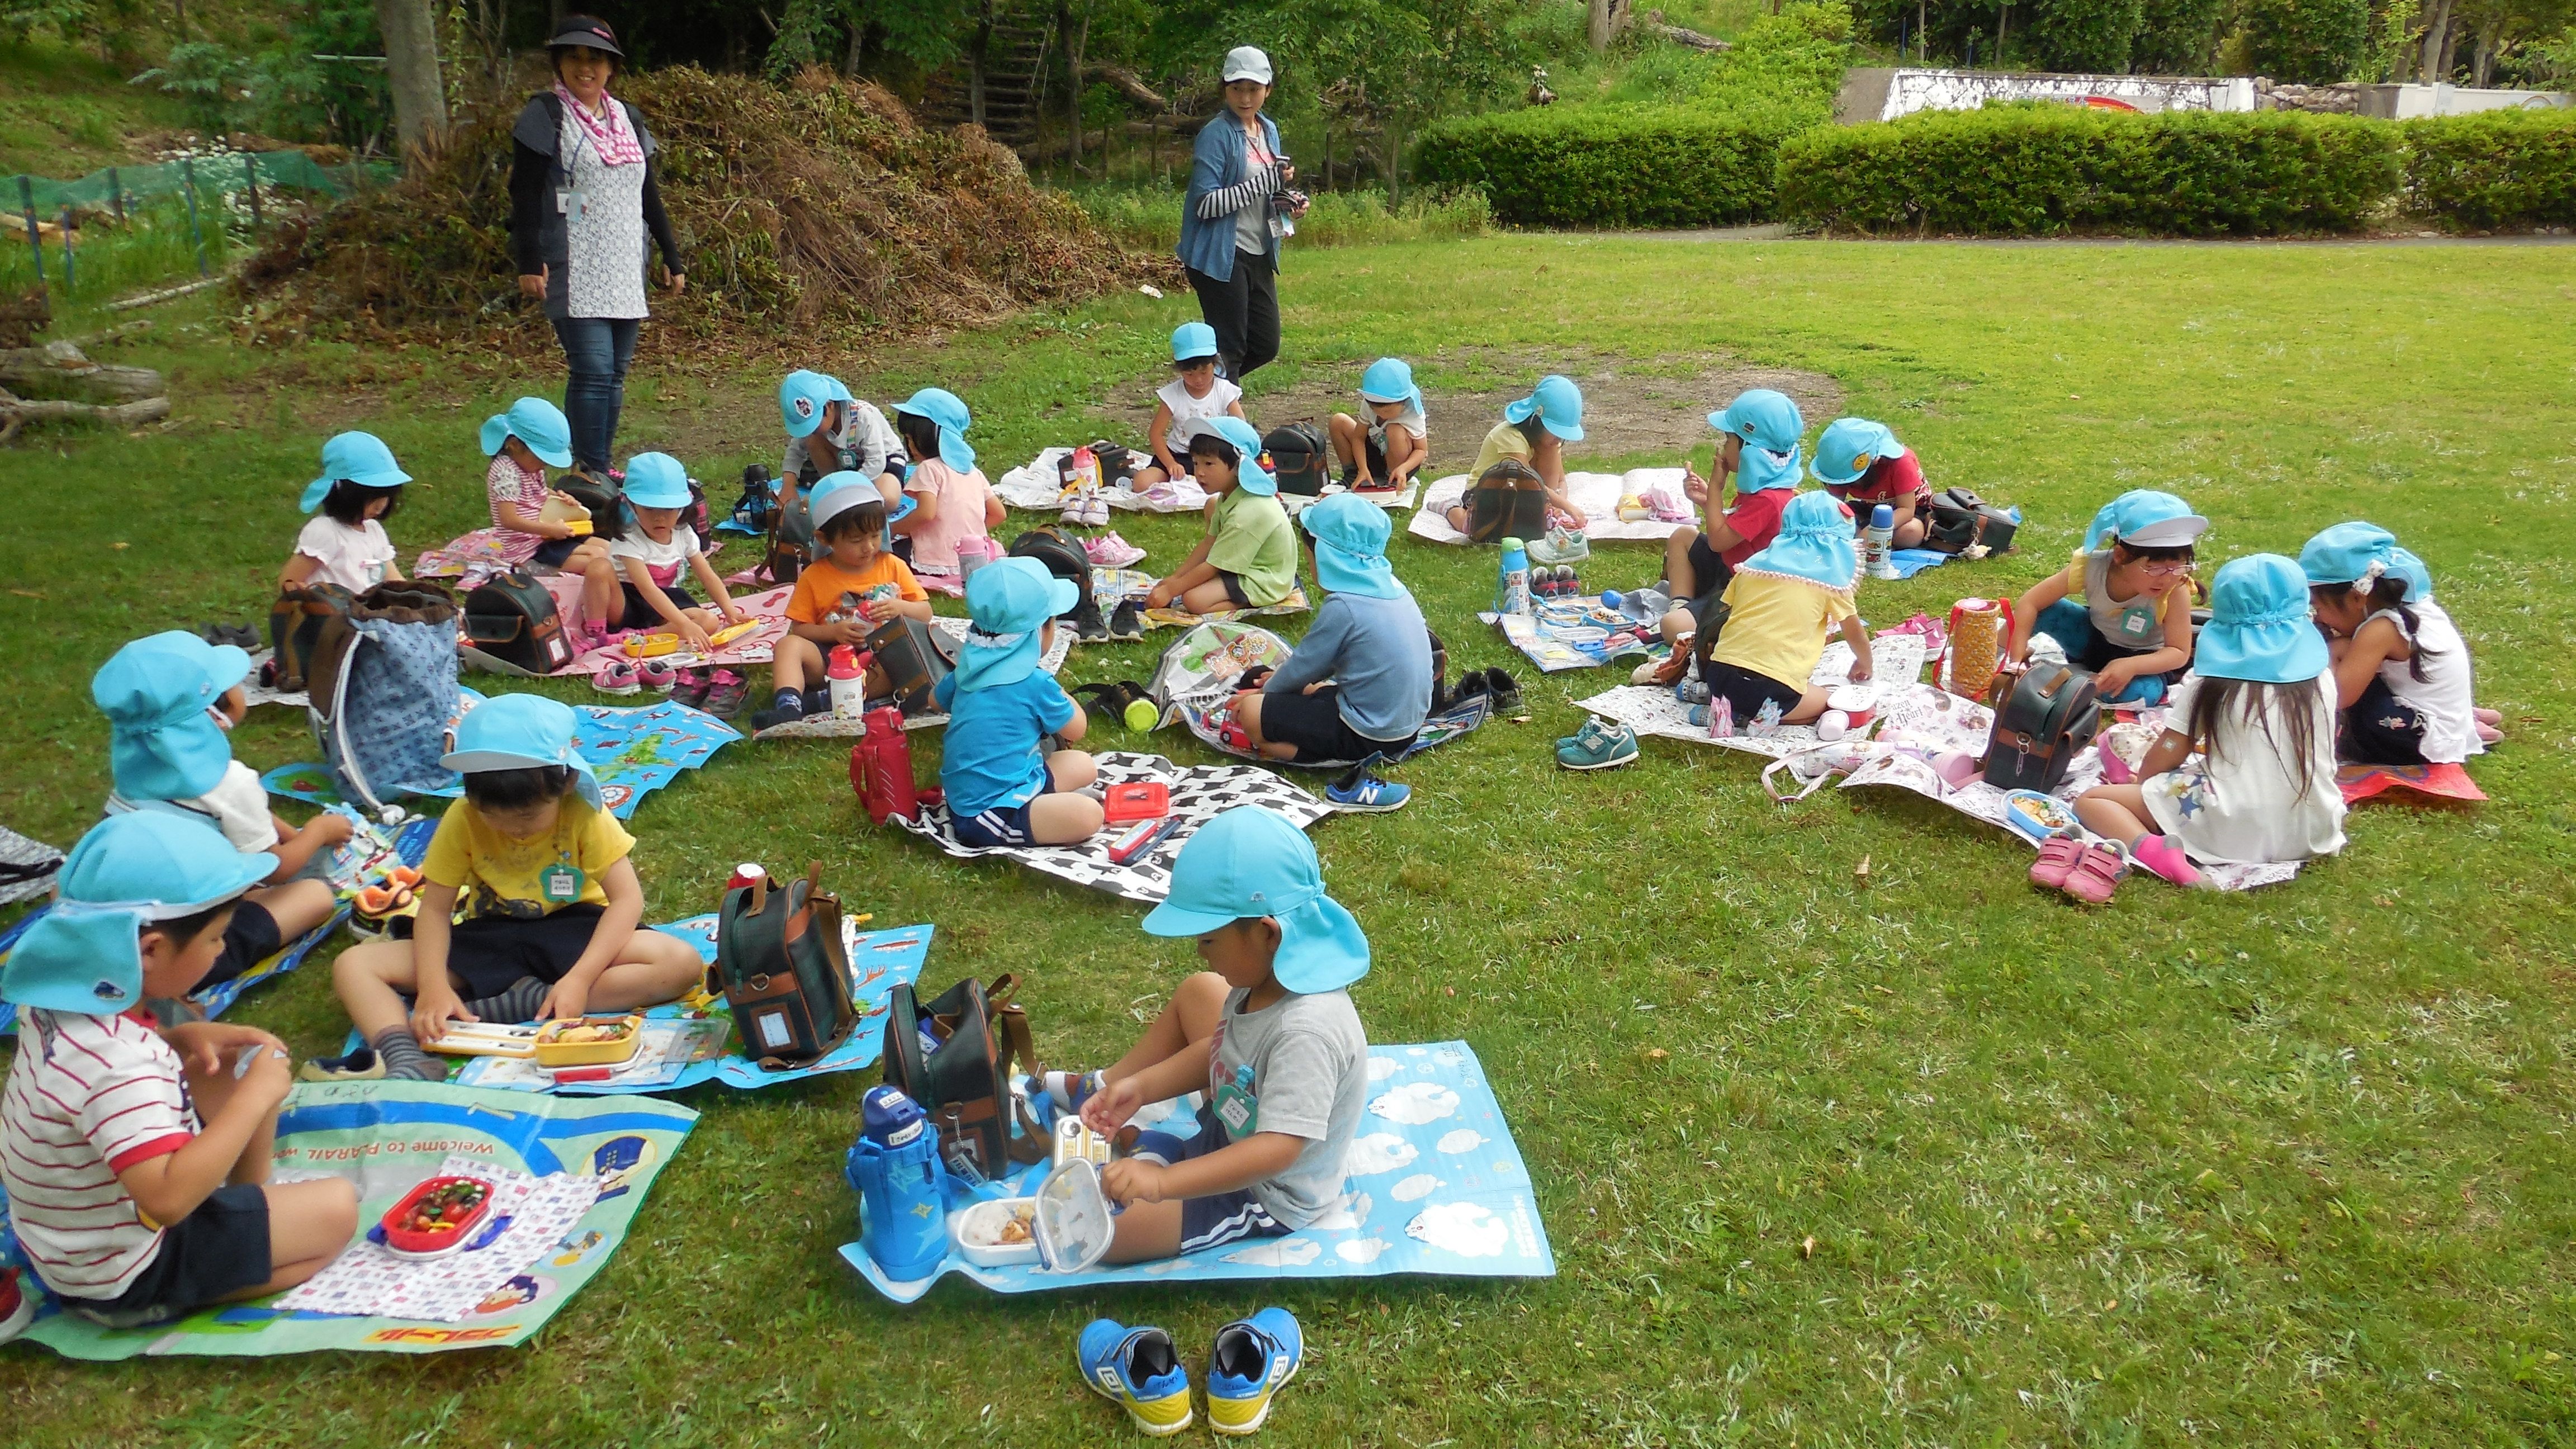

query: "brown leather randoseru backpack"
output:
1982 661 2101 792
1465 457 1552 544
883 974 1047 1182
712 863 860 1070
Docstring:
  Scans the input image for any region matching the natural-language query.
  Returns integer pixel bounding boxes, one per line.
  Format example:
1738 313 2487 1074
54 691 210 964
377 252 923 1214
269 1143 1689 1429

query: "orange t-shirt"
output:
787 552 927 626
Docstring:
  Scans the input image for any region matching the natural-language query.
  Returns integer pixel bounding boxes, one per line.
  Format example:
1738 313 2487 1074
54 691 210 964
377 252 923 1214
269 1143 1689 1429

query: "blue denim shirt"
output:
1178 112 1282 281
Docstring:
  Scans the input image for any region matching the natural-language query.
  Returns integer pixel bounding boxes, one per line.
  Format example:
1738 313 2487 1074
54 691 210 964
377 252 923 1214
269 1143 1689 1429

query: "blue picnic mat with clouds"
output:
843 1040 1552 1301
263 698 738 820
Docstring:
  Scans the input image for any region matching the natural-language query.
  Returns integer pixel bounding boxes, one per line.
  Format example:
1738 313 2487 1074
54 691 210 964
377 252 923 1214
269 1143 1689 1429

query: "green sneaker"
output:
1526 525 1590 566
1555 718 1639 770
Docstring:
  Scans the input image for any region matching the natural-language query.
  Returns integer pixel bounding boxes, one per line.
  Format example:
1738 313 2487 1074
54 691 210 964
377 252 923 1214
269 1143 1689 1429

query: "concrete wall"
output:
2351 83 2574 119
1835 68 2258 124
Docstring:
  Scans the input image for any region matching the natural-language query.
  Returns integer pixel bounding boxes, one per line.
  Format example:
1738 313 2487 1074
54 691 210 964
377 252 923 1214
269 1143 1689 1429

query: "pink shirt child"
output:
903 458 997 574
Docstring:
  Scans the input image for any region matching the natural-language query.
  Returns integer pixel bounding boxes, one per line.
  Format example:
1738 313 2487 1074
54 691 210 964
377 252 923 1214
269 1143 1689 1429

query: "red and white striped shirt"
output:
1 1007 197 1300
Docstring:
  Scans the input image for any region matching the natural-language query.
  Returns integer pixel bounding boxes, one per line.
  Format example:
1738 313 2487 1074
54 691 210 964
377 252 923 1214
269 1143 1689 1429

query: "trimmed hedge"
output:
1414 107 1789 228
1777 106 2402 235
2404 111 2576 230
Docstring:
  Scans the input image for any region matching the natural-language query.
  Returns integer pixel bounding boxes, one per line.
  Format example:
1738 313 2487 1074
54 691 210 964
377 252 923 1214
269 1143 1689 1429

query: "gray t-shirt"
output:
1211 986 1367 1228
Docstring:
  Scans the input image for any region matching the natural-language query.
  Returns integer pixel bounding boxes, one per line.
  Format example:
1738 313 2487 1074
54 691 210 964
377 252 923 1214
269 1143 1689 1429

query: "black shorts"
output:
197 898 283 991
616 582 699 627
2340 675 2428 766
532 535 581 569
397 902 609 1005
1701 660 1808 720
949 776 1064 849
1259 684 1415 764
1684 534 1736 602
1131 1106 1290 1256
1214 571 1253 608
56 1182 272 1326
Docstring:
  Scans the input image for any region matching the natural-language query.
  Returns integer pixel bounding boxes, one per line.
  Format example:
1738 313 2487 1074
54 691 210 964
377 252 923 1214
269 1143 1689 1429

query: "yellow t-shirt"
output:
422 795 634 920
1471 421 1534 476
1708 571 1857 690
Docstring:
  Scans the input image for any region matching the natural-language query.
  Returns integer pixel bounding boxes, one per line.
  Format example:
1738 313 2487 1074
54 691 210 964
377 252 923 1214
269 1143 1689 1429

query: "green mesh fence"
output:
2 149 395 217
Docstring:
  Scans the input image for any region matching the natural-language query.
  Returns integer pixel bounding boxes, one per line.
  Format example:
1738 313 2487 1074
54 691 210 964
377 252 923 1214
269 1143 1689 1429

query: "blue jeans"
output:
552 316 641 473
2032 598 2168 705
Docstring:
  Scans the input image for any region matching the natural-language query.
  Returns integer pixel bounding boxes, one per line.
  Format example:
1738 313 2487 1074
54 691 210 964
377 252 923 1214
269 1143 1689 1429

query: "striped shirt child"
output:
1 1007 200 1300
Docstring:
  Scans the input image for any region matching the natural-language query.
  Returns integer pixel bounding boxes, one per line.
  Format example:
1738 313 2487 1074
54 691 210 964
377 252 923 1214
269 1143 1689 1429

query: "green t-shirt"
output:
1205 487 1300 607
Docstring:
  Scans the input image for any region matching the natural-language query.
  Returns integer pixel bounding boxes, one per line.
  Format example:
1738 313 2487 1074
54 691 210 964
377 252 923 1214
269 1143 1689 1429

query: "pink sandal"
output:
2059 840 2128 904
2129 833 2204 888
2029 835 2085 891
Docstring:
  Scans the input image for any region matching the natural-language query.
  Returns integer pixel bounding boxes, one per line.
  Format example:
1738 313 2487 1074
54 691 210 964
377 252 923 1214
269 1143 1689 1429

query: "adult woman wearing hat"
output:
1180 46 1308 383
509 15 688 475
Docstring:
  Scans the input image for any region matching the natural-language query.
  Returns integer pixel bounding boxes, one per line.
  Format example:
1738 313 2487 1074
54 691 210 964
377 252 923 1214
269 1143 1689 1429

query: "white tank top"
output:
2369 598 2480 764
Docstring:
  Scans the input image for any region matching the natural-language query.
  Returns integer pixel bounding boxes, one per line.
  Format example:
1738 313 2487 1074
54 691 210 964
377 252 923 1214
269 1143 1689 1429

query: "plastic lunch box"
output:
532 1014 646 1067
380 1175 499 1258
949 1197 1041 1267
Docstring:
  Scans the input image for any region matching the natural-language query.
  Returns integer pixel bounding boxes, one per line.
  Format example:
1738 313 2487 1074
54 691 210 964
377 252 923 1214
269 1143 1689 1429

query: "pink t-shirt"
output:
485 453 548 566
902 460 996 572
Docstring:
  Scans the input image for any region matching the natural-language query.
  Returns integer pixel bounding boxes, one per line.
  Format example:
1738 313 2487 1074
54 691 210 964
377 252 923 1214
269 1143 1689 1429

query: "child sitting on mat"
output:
604 451 750 652
934 558 1105 847
1329 357 1427 493
1688 490 1874 727
2299 522 2501 765
1134 322 1247 490
778 370 910 549
1656 388 1803 654
1810 416 1929 550
889 388 1003 579
2008 489 2204 705
2 812 359 1325
281 431 408 595
1041 805 1370 1265
752 475 932 731
2060 554 2345 898
1443 374 1587 534
1147 417 1300 616
478 396 620 638
1233 494 1428 808
94 632 352 1008
329 695 706 1081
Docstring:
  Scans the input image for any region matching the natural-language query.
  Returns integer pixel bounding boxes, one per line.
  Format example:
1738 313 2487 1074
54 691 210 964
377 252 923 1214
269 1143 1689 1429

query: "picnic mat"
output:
0 824 62 907
889 752 1330 903
755 618 1072 740
0 1084 695 1358
996 449 1210 514
1279 481 1420 514
442 916 934 1095
1406 468 1693 547
1186 692 1494 770
240 649 308 711
845 1040 1552 1302
2338 761 2487 804
263 698 738 818
1091 566 1312 634
1482 600 1668 674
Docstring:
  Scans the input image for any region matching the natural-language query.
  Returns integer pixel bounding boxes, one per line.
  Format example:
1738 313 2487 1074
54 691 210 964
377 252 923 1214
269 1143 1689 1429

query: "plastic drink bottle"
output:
844 1086 948 1280
1865 504 1900 580
1071 444 1101 493
827 644 866 717
1497 538 1533 617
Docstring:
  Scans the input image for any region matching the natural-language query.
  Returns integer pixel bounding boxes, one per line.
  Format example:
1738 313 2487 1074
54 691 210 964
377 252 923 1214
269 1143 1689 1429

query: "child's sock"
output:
463 977 550 1024
370 1026 445 1082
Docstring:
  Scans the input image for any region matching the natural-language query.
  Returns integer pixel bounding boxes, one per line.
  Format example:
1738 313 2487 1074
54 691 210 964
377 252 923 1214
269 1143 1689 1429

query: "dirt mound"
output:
249 67 1169 348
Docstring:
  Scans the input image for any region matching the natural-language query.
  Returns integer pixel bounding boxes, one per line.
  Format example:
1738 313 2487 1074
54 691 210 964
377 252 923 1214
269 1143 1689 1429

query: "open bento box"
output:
945 1158 1117 1273
380 1175 499 1258
532 1014 645 1067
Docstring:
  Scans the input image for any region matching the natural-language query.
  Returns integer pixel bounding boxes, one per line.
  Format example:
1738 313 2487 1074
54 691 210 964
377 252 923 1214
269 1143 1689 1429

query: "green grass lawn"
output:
3 234 2574 1445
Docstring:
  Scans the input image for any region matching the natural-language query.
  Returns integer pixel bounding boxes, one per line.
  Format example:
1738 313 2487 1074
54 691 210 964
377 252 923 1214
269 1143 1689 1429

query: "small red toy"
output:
1101 781 1170 825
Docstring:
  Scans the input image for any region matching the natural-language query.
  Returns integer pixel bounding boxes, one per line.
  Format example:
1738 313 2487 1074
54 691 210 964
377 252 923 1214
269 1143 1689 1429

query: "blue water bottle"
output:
844 1085 948 1280
1865 504 1900 580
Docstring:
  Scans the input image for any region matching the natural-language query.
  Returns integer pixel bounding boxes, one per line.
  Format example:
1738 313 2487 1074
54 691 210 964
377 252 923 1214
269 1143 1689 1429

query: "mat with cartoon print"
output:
0 1085 695 1359
1090 566 1311 634
1405 468 1692 546
1481 601 1670 674
262 698 738 818
843 1040 1552 1303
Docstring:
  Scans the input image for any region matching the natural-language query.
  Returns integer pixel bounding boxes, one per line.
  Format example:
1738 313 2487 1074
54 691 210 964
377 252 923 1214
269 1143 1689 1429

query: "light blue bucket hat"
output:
2082 490 2209 552
1738 490 1860 594
0 813 274 1015
2299 521 2431 603
894 387 977 473
1358 357 1424 419
479 396 575 468
1503 374 1584 442
811 470 913 530
1808 417 1902 487
1172 321 1220 364
441 694 604 810
620 452 695 509
956 557 1078 692
1178 415 1276 495
779 369 854 439
1143 806 1369 994
94 630 253 802
1301 492 1404 599
301 430 411 512
2195 554 2330 685
1710 390 1804 493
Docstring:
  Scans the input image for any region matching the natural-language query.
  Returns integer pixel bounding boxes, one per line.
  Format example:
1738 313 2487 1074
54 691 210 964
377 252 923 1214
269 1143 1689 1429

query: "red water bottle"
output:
851 707 921 824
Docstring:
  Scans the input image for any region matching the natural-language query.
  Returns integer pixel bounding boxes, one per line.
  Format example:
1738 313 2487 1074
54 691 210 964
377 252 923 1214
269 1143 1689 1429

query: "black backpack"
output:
1925 486 2019 555
1465 457 1552 545
731 463 782 537
1982 661 2101 792
863 614 956 717
462 572 574 675
1263 422 1329 496
884 975 1047 1181
712 863 860 1071
1007 524 1102 636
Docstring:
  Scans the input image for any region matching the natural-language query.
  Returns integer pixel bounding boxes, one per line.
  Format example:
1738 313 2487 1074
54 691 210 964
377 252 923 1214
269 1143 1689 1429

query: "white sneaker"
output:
1059 489 1087 526
1085 487 1111 527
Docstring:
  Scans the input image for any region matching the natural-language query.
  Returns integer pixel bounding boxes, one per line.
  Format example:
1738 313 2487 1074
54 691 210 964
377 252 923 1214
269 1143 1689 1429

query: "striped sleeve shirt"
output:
1 1007 198 1300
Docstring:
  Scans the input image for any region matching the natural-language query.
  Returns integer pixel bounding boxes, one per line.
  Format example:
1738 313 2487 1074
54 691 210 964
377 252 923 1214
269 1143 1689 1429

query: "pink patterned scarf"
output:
553 81 643 167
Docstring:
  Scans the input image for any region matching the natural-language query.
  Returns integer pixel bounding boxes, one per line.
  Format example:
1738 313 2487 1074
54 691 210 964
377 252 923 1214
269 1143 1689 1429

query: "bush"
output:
2239 0 2370 83
1777 106 2402 236
2131 0 2229 73
2018 0 2146 72
2404 111 2576 230
1416 106 1791 227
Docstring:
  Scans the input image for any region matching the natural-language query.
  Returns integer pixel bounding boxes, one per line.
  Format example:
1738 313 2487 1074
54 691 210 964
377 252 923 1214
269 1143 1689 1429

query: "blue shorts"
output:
949 776 1063 849
1131 1105 1289 1255
56 1182 272 1326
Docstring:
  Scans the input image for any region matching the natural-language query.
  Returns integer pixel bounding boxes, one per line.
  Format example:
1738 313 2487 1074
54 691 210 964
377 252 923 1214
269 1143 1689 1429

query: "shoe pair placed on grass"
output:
1556 716 1639 770
2029 832 2202 903
1445 666 1522 719
1080 1310 1303 1437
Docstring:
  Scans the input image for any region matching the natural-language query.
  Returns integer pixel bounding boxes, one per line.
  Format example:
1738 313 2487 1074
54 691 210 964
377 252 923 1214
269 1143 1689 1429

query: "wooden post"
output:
241 151 263 228
58 209 73 293
179 157 210 277
15 176 43 288
107 166 125 224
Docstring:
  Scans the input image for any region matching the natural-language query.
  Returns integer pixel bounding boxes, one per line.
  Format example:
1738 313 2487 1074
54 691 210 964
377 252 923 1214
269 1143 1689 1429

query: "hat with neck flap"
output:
2196 553 2330 685
1142 806 1368 993
1737 489 1859 593
94 630 253 802
894 387 977 473
1710 389 1805 493
2299 520 2431 603
956 557 1077 692
0 812 275 1015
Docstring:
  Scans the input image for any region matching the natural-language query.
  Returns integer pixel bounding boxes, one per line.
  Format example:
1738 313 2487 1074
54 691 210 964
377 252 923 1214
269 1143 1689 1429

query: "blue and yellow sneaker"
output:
1076 1318 1194 1436
1205 1306 1303 1436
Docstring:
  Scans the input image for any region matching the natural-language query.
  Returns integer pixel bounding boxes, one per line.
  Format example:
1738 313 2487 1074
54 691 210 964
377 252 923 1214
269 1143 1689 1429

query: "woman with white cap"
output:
508 15 688 475
1180 46 1308 383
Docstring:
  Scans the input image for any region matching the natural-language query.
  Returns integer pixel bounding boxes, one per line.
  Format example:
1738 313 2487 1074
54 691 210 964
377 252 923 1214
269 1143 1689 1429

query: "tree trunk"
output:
1385 115 1405 208
2416 0 2452 82
2471 19 2497 86
1060 2 1085 177
1587 0 1613 49
376 0 449 170
2433 8 2460 80
969 4 991 130
844 17 864 76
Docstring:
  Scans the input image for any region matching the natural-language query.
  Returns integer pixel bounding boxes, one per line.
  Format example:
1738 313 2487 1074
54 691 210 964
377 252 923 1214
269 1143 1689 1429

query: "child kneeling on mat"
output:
752 473 931 730
1444 373 1588 534
479 397 619 639
94 631 352 1016
330 695 705 1081
2009 490 2204 705
1691 490 1874 727
2058 555 2345 900
1234 494 1428 811
1147 416 1300 617
1049 805 1370 1265
2299 521 2500 765
2 813 359 1325
935 557 1105 847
